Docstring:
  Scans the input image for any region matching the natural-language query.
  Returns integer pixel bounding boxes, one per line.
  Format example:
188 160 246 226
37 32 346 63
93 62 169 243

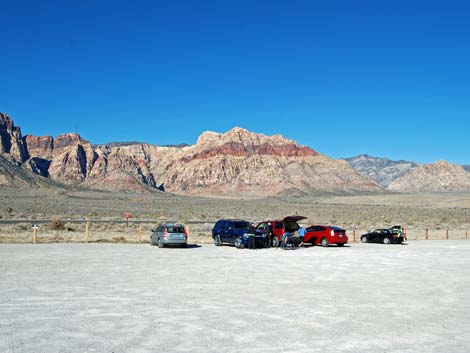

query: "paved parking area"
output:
1 241 470 353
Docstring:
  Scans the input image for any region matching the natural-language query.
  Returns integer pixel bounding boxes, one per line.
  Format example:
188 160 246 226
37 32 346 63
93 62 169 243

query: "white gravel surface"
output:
1 241 470 353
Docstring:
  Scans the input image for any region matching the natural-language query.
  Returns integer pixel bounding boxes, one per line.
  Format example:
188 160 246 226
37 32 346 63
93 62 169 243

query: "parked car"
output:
150 223 188 248
256 216 306 247
304 225 348 247
212 219 266 249
360 228 404 245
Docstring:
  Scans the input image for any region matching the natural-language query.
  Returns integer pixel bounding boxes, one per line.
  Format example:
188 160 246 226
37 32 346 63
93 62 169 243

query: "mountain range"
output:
1 112 470 196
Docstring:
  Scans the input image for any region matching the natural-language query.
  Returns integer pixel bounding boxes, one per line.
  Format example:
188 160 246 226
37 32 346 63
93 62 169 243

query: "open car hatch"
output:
283 215 307 222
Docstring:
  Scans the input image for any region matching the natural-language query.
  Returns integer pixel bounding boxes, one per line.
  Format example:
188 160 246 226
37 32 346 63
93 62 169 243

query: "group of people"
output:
246 222 307 249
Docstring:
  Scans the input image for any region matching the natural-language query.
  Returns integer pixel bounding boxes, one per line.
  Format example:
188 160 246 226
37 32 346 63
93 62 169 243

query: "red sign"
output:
124 212 132 219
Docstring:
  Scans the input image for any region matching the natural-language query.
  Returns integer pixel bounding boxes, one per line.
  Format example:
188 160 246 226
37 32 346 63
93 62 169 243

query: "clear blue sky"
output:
1 0 469 164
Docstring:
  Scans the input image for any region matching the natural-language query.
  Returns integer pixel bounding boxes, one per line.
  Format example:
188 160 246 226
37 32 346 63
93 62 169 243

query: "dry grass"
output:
1 188 470 243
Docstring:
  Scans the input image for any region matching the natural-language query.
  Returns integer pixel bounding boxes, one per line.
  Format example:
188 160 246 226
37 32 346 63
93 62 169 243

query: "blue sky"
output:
1 0 469 163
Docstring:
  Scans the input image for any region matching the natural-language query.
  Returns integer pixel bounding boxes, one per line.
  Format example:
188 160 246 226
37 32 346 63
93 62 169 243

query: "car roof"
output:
161 223 185 227
264 216 307 223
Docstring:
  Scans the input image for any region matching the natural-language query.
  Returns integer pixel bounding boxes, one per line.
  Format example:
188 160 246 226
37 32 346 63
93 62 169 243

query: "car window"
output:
317 226 326 231
233 221 250 229
167 226 185 233
284 221 299 232
275 222 283 230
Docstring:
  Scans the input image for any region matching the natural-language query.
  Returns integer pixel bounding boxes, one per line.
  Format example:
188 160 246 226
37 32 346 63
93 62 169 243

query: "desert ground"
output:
1 241 470 353
1 189 470 244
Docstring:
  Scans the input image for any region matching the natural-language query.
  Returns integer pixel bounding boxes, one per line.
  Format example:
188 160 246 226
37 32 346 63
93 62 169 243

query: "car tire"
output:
214 234 222 246
234 236 244 249
321 238 329 247
272 237 279 247
158 238 164 248
361 236 368 243
383 237 391 245
337 243 345 247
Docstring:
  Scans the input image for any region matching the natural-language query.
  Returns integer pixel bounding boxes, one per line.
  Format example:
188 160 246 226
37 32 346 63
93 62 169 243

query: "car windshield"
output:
233 221 250 229
167 226 185 233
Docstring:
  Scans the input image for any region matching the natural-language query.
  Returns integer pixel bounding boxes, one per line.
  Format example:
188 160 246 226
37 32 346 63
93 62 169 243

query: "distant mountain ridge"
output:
342 154 470 192
388 160 470 192
2 112 469 195
341 154 419 188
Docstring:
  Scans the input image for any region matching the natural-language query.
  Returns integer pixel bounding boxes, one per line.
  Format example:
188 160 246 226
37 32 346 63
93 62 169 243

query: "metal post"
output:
425 227 429 240
33 228 37 244
85 221 90 243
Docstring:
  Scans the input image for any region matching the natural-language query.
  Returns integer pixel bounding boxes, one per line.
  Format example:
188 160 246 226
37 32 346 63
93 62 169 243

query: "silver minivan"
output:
150 223 188 248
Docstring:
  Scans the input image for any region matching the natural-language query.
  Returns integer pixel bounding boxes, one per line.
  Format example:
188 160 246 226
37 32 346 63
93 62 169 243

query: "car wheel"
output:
272 237 279 247
383 237 391 245
214 234 222 246
337 243 344 247
158 238 164 248
234 236 244 249
321 238 329 247
361 236 368 243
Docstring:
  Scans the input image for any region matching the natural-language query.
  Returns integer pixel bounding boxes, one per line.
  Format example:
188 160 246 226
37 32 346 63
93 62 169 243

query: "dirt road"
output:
1 241 469 353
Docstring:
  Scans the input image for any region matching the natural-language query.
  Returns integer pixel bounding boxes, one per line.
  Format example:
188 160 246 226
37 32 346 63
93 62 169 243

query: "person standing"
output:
248 223 256 249
298 226 306 247
265 222 273 248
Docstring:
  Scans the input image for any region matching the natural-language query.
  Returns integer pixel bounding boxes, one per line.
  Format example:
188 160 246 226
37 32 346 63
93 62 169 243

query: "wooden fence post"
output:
138 224 142 243
353 229 356 243
466 230 468 240
85 221 90 243
425 227 429 240
33 228 37 244
446 227 449 240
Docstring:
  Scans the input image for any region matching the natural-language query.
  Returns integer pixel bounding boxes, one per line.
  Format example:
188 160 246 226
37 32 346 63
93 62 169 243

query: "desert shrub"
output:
49 219 65 230
113 236 127 242
6 207 13 215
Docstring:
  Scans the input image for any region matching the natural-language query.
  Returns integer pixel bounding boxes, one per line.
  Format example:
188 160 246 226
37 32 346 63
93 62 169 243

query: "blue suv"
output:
212 219 266 249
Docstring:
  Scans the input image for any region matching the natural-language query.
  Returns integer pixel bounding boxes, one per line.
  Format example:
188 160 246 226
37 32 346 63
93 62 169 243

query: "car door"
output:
274 222 284 238
369 230 379 243
306 226 319 244
219 221 230 241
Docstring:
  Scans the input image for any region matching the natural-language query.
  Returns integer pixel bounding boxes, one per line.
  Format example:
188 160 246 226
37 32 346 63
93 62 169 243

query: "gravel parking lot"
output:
1 241 470 353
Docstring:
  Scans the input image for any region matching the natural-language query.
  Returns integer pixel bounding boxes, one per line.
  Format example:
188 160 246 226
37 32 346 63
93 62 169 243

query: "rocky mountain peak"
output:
0 112 29 162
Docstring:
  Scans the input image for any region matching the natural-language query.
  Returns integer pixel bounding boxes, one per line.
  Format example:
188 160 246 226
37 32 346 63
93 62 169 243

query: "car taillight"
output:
184 228 189 237
330 230 335 236
163 230 168 238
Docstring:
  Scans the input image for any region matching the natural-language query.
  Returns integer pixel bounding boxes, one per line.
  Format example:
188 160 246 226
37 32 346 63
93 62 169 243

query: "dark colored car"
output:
304 225 348 247
256 216 306 247
361 228 404 245
212 219 265 249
